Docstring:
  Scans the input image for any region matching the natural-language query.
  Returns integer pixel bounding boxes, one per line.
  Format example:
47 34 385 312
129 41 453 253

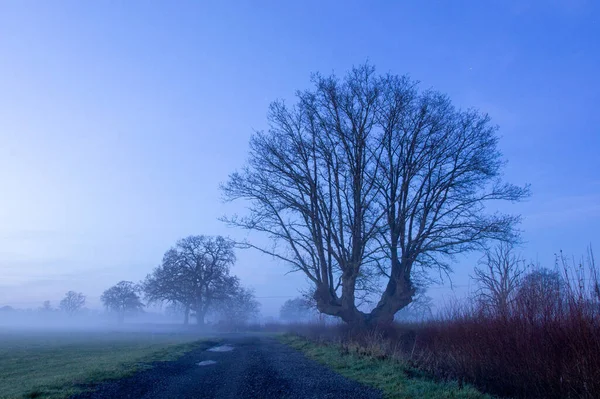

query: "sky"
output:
0 0 598 317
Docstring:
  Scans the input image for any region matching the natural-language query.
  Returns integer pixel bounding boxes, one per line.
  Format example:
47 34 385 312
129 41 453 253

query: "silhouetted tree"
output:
472 243 525 317
279 297 315 322
142 235 237 326
222 63 529 326
60 291 86 316
214 284 260 326
515 268 565 322
40 300 53 312
142 255 195 324
101 281 144 323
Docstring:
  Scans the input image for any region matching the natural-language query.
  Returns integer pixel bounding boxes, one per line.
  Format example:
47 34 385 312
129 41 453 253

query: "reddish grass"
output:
290 251 600 398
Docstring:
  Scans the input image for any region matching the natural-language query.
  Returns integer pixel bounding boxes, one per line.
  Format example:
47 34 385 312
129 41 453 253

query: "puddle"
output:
207 344 234 352
197 360 217 366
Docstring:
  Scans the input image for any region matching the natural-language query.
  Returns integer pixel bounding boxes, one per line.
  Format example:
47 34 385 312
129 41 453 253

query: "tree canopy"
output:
212 285 261 326
59 291 86 316
223 63 529 325
142 235 239 325
101 281 144 323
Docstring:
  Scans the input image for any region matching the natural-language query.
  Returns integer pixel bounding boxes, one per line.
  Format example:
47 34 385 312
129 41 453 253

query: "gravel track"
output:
71 334 382 399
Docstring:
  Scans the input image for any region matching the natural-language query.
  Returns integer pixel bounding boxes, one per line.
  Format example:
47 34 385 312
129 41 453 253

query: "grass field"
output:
281 335 490 399
0 328 214 399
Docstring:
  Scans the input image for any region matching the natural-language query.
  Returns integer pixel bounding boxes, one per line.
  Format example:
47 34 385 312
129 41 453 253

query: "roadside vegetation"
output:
281 335 489 399
282 247 600 399
0 330 214 399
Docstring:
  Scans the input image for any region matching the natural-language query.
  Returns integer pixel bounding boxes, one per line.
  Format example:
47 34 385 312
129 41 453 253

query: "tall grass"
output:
292 249 600 398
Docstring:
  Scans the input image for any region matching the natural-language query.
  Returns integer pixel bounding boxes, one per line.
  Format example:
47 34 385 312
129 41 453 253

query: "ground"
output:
71 334 382 399
0 327 212 399
1 328 488 399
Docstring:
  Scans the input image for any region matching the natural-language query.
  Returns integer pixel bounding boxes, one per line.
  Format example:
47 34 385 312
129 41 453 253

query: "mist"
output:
1 2 599 397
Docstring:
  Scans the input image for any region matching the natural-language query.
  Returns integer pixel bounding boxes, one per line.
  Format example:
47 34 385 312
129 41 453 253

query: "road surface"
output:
72 334 382 399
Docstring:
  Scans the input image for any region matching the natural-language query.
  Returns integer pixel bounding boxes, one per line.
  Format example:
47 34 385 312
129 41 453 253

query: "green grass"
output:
0 329 215 399
280 335 491 399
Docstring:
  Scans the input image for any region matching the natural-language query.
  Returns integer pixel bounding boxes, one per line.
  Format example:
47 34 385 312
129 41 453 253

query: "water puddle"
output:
207 344 234 352
197 360 217 366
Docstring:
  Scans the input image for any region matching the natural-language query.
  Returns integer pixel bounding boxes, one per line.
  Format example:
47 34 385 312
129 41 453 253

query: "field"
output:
0 328 214 399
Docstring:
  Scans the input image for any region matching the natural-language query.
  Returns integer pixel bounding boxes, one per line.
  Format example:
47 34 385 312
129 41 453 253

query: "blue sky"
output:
0 1 598 316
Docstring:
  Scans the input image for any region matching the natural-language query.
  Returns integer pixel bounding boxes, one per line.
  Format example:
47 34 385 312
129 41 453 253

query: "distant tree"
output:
164 302 188 320
472 243 525 318
40 300 53 312
142 255 195 324
142 235 237 326
214 284 261 326
60 291 86 316
515 268 565 322
101 281 144 323
222 63 529 326
279 297 315 322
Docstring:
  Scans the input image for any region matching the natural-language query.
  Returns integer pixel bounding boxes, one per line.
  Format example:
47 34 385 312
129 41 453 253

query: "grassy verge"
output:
0 330 216 399
280 335 490 399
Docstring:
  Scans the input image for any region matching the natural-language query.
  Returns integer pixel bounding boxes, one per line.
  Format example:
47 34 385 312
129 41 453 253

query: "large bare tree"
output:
222 64 529 326
143 235 237 325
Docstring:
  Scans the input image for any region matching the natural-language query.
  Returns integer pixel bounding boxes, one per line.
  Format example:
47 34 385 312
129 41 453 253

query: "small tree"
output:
40 300 53 312
101 281 144 323
515 268 565 322
60 291 86 316
472 243 525 318
280 297 316 322
214 285 261 326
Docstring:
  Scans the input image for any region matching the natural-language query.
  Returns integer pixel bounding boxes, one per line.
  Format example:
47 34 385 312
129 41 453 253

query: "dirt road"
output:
72 334 382 399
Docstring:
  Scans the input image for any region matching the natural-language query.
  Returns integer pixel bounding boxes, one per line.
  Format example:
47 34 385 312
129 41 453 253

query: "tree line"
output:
36 235 260 325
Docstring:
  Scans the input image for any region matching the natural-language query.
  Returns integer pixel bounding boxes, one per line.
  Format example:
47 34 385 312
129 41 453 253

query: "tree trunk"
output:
194 295 206 326
314 264 415 327
196 311 205 326
183 305 190 325
314 271 367 326
368 273 415 326
195 300 206 326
